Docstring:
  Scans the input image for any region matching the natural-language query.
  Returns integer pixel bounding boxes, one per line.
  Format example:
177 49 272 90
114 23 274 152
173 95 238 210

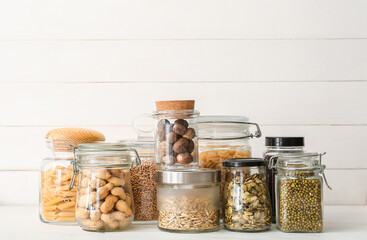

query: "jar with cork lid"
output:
39 128 105 224
153 100 200 169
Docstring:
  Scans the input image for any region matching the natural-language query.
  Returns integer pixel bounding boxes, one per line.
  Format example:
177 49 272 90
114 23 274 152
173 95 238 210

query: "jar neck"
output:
278 168 320 178
50 150 74 160
266 146 304 151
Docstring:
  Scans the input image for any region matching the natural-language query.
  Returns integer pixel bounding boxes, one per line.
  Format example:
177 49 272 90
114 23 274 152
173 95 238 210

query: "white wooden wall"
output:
0 0 366 206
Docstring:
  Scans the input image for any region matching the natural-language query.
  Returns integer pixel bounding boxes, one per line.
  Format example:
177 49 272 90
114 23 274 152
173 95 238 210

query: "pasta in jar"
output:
39 128 105 225
40 165 77 223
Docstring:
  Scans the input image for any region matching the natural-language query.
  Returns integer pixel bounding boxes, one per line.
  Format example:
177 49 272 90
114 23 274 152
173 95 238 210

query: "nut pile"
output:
278 171 323 232
156 119 197 166
76 168 134 231
130 159 158 222
158 197 219 231
224 173 271 231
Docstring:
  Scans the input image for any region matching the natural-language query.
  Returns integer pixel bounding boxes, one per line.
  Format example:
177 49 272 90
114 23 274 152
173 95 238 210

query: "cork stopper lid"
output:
156 100 195 111
45 128 105 151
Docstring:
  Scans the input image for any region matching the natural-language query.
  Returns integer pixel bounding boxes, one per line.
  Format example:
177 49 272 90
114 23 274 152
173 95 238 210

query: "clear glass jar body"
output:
39 151 77 225
276 168 323 233
223 165 271 232
199 139 251 217
130 151 157 223
154 110 199 169
157 182 220 233
75 166 134 231
264 146 304 222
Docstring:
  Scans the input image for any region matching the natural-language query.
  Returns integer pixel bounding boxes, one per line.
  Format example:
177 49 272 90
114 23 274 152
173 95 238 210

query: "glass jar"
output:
156 169 220 233
153 100 200 169
223 158 271 232
119 138 157 224
198 116 261 217
39 128 105 225
263 137 304 222
272 153 331 233
70 143 141 232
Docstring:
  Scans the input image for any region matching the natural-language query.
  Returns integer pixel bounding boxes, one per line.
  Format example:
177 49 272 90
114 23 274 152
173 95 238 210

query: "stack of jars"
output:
39 100 330 234
153 100 221 233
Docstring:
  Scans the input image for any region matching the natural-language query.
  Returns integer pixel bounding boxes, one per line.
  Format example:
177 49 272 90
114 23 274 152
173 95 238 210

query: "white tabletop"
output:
0 206 366 239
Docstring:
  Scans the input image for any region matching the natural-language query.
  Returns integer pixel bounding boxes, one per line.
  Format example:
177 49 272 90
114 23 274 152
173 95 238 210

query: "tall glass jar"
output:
223 158 271 232
198 116 261 217
39 128 105 225
119 138 157 224
156 169 221 233
272 153 331 233
70 143 141 232
263 137 304 222
153 100 199 169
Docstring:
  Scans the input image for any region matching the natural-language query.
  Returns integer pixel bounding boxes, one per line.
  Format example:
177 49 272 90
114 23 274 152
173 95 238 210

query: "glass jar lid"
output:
118 138 154 159
198 115 261 140
272 152 322 170
76 143 140 167
223 158 267 167
265 137 304 147
156 169 220 184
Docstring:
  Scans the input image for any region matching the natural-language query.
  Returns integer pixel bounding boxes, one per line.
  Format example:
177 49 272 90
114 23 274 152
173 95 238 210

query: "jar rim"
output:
198 115 259 140
76 143 140 167
156 168 220 184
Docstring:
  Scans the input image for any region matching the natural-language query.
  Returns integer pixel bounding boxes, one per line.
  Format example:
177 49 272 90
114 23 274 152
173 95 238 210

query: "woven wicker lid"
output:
155 100 195 111
45 128 105 151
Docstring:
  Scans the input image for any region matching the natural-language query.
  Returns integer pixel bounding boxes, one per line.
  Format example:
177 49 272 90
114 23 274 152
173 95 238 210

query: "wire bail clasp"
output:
319 152 332 190
69 145 79 190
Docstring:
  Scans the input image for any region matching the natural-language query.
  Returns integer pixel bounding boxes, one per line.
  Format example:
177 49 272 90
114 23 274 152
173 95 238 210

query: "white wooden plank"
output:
0 171 39 205
0 40 366 83
0 0 366 39
1 170 365 205
0 126 366 170
1 82 366 126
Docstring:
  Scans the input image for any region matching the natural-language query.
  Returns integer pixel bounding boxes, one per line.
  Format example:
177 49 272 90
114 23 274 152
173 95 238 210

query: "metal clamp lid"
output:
269 152 332 190
198 121 262 140
68 145 141 190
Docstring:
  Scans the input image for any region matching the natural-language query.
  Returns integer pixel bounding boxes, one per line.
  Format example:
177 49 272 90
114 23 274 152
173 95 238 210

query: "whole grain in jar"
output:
273 153 331 233
156 169 220 233
119 138 158 223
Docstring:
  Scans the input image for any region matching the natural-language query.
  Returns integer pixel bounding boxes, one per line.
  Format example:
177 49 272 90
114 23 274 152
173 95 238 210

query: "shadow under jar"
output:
153 104 200 169
271 153 331 233
156 169 221 233
223 158 271 232
70 143 141 232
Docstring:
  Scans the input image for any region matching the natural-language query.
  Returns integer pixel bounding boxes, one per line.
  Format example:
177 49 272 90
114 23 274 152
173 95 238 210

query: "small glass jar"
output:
156 169 220 233
153 100 200 169
198 116 261 217
70 143 141 232
39 128 105 225
119 138 157 224
223 158 271 232
272 153 331 233
263 137 305 222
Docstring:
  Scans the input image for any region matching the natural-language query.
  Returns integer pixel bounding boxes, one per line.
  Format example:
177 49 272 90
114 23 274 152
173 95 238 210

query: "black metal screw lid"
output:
265 137 304 147
222 158 267 167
